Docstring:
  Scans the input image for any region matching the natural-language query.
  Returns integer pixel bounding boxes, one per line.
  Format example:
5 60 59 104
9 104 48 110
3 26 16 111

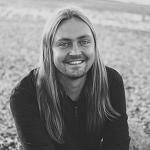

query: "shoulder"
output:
105 66 126 114
105 66 123 82
10 68 38 106
12 68 38 93
105 66 124 88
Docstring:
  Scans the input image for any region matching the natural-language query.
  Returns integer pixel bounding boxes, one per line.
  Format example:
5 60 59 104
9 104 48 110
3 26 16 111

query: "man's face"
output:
52 17 95 79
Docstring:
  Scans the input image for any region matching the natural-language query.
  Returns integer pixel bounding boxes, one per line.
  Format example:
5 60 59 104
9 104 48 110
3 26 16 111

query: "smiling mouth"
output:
65 60 85 65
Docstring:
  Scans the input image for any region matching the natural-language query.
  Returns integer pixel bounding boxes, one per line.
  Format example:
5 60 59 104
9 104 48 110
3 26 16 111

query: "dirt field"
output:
0 0 150 150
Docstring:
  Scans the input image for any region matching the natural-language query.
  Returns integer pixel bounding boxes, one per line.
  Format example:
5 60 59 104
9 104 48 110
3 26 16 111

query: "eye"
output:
57 41 72 49
79 40 91 46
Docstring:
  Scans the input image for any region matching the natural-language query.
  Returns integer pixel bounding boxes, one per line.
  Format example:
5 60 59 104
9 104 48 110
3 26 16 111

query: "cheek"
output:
52 51 58 62
53 48 61 59
52 49 66 65
85 46 95 59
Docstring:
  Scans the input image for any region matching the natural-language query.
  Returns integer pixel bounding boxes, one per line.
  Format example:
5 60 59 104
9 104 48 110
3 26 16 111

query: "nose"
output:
69 42 81 55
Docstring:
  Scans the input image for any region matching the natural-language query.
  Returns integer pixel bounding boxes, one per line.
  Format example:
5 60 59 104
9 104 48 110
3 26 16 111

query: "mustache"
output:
63 54 87 63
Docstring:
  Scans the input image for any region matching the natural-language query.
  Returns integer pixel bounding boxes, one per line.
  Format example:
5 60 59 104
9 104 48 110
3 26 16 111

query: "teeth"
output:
69 61 83 65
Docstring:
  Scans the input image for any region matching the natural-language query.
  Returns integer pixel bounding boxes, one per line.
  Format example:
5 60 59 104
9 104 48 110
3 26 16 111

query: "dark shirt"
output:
10 66 130 150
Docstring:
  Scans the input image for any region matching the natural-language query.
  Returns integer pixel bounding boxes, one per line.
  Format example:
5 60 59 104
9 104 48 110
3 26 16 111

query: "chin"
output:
66 73 87 80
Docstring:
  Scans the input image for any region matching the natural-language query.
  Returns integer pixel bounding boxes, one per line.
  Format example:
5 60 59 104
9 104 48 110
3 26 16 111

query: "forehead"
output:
54 17 94 41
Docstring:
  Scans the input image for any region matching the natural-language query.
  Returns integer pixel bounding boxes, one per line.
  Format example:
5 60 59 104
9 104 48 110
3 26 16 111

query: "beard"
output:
65 72 87 80
55 66 88 80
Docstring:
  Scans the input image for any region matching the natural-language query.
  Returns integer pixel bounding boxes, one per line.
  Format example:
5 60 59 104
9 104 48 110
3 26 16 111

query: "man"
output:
10 7 130 150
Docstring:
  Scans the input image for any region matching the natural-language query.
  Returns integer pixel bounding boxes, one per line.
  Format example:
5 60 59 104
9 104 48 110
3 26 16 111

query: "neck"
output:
58 74 87 101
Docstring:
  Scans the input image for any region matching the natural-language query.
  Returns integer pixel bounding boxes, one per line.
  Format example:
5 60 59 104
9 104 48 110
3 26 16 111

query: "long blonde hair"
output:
35 7 120 144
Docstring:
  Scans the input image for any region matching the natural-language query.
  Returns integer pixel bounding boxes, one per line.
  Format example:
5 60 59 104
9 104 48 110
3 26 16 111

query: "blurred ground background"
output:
0 0 150 149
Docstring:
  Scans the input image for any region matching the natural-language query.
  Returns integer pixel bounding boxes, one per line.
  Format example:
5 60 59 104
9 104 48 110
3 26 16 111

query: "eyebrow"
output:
77 34 92 40
56 34 92 42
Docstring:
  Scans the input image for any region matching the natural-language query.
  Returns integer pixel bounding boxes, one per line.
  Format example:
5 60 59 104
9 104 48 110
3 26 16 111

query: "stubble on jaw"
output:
63 63 88 80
